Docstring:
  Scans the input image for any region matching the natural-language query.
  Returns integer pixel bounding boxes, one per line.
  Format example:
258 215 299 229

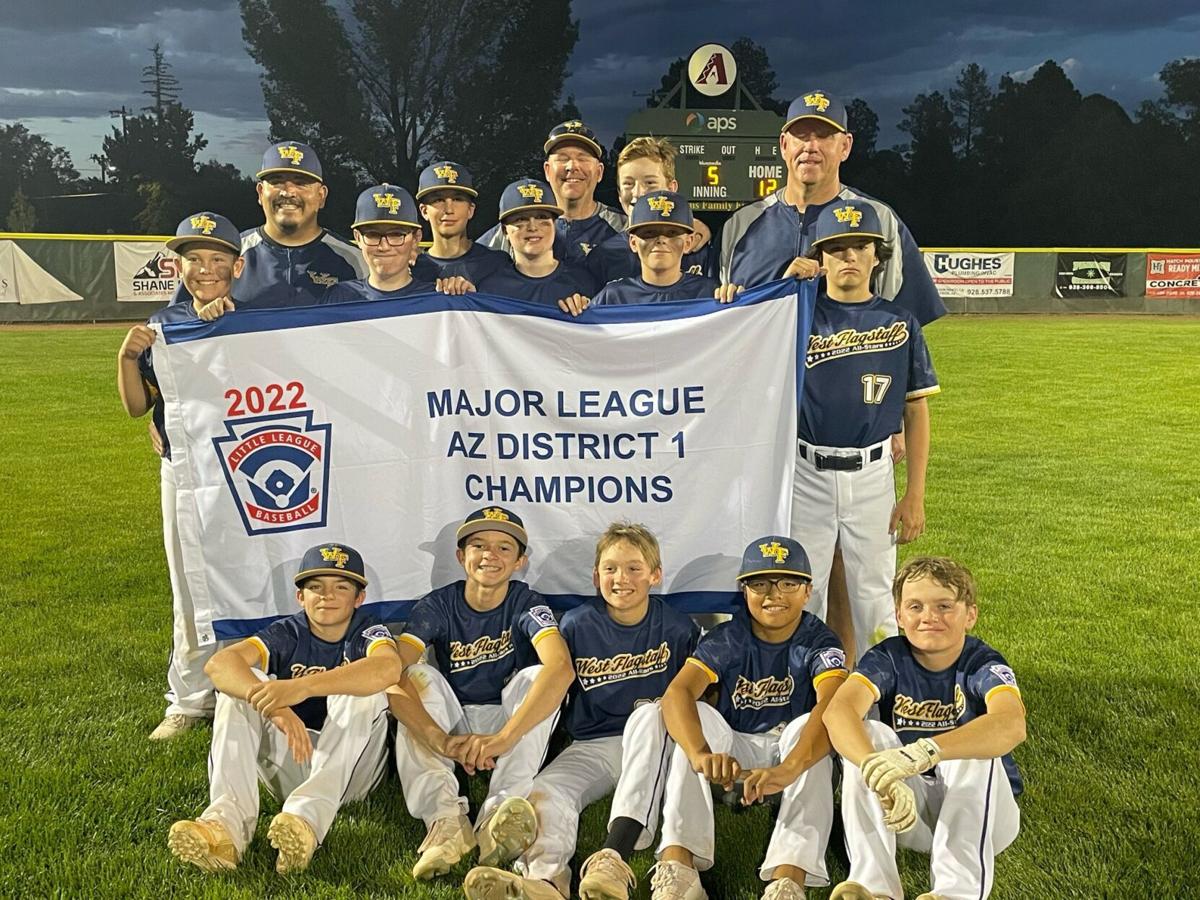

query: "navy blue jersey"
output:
399 580 560 705
246 608 395 730
593 273 718 306
584 231 714 287
720 186 945 326
170 228 364 309
478 203 627 262
560 597 699 741
800 294 939 447
318 278 437 305
137 302 206 460
476 260 598 305
852 635 1023 795
689 611 847 734
424 243 510 284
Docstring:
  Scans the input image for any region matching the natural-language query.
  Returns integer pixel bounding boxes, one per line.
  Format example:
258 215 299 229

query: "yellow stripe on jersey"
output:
366 635 397 657
686 657 719 683
531 626 560 646
398 633 426 653
246 636 269 671
849 670 881 701
813 668 848 689
906 385 941 400
985 683 1024 709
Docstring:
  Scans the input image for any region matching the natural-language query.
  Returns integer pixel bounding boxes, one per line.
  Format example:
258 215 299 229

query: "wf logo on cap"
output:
189 214 217 235
834 205 864 227
433 164 459 183
561 120 585 131
320 545 350 567
804 92 831 112
374 192 401 213
483 507 510 521
278 145 305 165
517 183 544 202
647 196 675 217
759 541 790 563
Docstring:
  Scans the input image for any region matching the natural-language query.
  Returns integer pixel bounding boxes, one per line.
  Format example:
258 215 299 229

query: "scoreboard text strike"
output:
625 109 785 212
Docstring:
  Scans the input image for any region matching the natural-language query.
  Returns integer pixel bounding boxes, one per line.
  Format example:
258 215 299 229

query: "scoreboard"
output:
624 108 785 212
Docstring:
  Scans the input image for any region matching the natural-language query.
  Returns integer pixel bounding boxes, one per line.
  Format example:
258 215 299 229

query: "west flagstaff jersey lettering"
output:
478 203 628 261
584 231 714 287
688 611 846 734
399 580 558 705
246 608 395 730
560 597 699 741
318 278 437 305
423 242 510 284
720 185 946 326
139 301 205 460
800 294 939 448
592 273 719 306
852 635 1024 794
476 260 598 306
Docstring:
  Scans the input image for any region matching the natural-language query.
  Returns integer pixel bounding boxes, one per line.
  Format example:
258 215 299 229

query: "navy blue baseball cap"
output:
737 536 812 581
544 119 604 158
456 506 529 551
417 161 478 201
810 199 885 249
628 190 694 235
782 90 849 134
294 542 368 587
165 212 241 255
352 184 420 230
256 141 324 182
498 179 563 222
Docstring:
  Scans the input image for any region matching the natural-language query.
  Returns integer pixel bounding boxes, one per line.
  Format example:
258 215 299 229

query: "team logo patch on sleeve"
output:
528 604 557 630
362 624 393 642
819 648 846 670
989 664 1018 687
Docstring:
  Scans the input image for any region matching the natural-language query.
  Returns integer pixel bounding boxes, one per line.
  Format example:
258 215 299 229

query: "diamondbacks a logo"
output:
190 214 217 235
320 545 350 568
647 195 675 217
893 685 967 731
434 164 459 183
697 52 729 86
449 630 513 671
731 673 794 710
482 507 510 522
131 251 182 295
576 642 672 690
213 410 331 536
804 91 831 112
807 323 910 368
833 205 863 227
374 192 401 214
517 183 544 202
278 145 304 165
758 540 789 564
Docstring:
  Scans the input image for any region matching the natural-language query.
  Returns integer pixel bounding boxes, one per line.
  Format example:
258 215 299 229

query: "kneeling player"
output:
463 522 698 899
654 537 847 900
825 557 1026 900
389 507 574 881
167 543 400 874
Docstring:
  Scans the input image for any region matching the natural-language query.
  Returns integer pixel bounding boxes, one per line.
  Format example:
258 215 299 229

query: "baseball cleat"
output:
150 714 205 740
762 876 807 899
412 813 475 879
579 848 636 899
268 811 317 874
463 866 567 899
476 796 538 868
648 860 707 900
915 894 949 900
167 818 238 872
830 882 888 900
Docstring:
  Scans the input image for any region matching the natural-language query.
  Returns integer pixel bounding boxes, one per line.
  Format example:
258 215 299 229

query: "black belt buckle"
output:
815 452 862 472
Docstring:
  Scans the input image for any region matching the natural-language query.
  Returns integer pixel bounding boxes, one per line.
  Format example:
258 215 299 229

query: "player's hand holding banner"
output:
151 282 814 639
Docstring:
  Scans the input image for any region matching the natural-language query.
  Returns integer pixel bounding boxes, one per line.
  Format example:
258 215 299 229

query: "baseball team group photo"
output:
2 7 1196 900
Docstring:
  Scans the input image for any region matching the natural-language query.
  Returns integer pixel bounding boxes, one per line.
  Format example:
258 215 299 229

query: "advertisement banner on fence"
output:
114 240 181 301
0 240 83 304
1054 253 1126 298
1145 253 1200 298
923 251 1014 298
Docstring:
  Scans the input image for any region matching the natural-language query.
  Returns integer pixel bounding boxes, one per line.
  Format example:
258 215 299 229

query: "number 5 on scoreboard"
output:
861 374 892 404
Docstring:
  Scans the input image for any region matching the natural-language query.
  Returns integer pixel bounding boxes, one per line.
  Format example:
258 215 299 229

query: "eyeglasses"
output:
743 577 807 595
358 230 415 246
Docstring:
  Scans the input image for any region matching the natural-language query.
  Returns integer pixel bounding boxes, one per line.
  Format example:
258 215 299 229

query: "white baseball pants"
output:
841 719 1020 900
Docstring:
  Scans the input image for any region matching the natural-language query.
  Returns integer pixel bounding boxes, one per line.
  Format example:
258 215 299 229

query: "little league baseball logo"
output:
213 410 332 535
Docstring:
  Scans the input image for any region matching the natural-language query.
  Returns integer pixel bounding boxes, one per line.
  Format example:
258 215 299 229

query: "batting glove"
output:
880 779 918 833
861 737 942 793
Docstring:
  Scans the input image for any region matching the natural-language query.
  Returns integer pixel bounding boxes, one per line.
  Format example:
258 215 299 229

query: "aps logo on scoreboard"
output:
213 410 332 536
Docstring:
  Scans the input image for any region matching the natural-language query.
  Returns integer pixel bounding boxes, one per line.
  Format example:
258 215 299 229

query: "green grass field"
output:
1 317 1197 899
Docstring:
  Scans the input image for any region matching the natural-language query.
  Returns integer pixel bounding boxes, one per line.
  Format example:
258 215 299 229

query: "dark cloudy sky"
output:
2 1 1197 180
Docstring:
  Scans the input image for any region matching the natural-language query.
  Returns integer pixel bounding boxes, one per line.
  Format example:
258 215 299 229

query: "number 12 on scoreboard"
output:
755 177 778 197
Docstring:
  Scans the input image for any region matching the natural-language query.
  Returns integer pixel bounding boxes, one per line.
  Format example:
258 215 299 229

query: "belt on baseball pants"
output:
798 441 886 472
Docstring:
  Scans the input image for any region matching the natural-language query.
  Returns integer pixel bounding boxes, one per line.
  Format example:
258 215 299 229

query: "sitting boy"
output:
167 543 400 874
463 522 699 899
825 557 1026 900
389 506 574 881
653 537 847 900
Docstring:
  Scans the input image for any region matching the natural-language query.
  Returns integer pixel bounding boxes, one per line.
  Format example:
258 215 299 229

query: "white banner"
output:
923 251 1015 298
114 240 181 301
153 282 813 641
0 240 82 304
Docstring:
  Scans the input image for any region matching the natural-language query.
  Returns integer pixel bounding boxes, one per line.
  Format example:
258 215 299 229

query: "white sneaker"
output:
579 848 636 899
463 866 567 899
649 860 707 900
412 814 476 879
476 796 538 867
763 876 807 900
150 714 205 740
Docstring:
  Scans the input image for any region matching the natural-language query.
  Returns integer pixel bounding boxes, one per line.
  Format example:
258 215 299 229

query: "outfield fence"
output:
2 233 1198 322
